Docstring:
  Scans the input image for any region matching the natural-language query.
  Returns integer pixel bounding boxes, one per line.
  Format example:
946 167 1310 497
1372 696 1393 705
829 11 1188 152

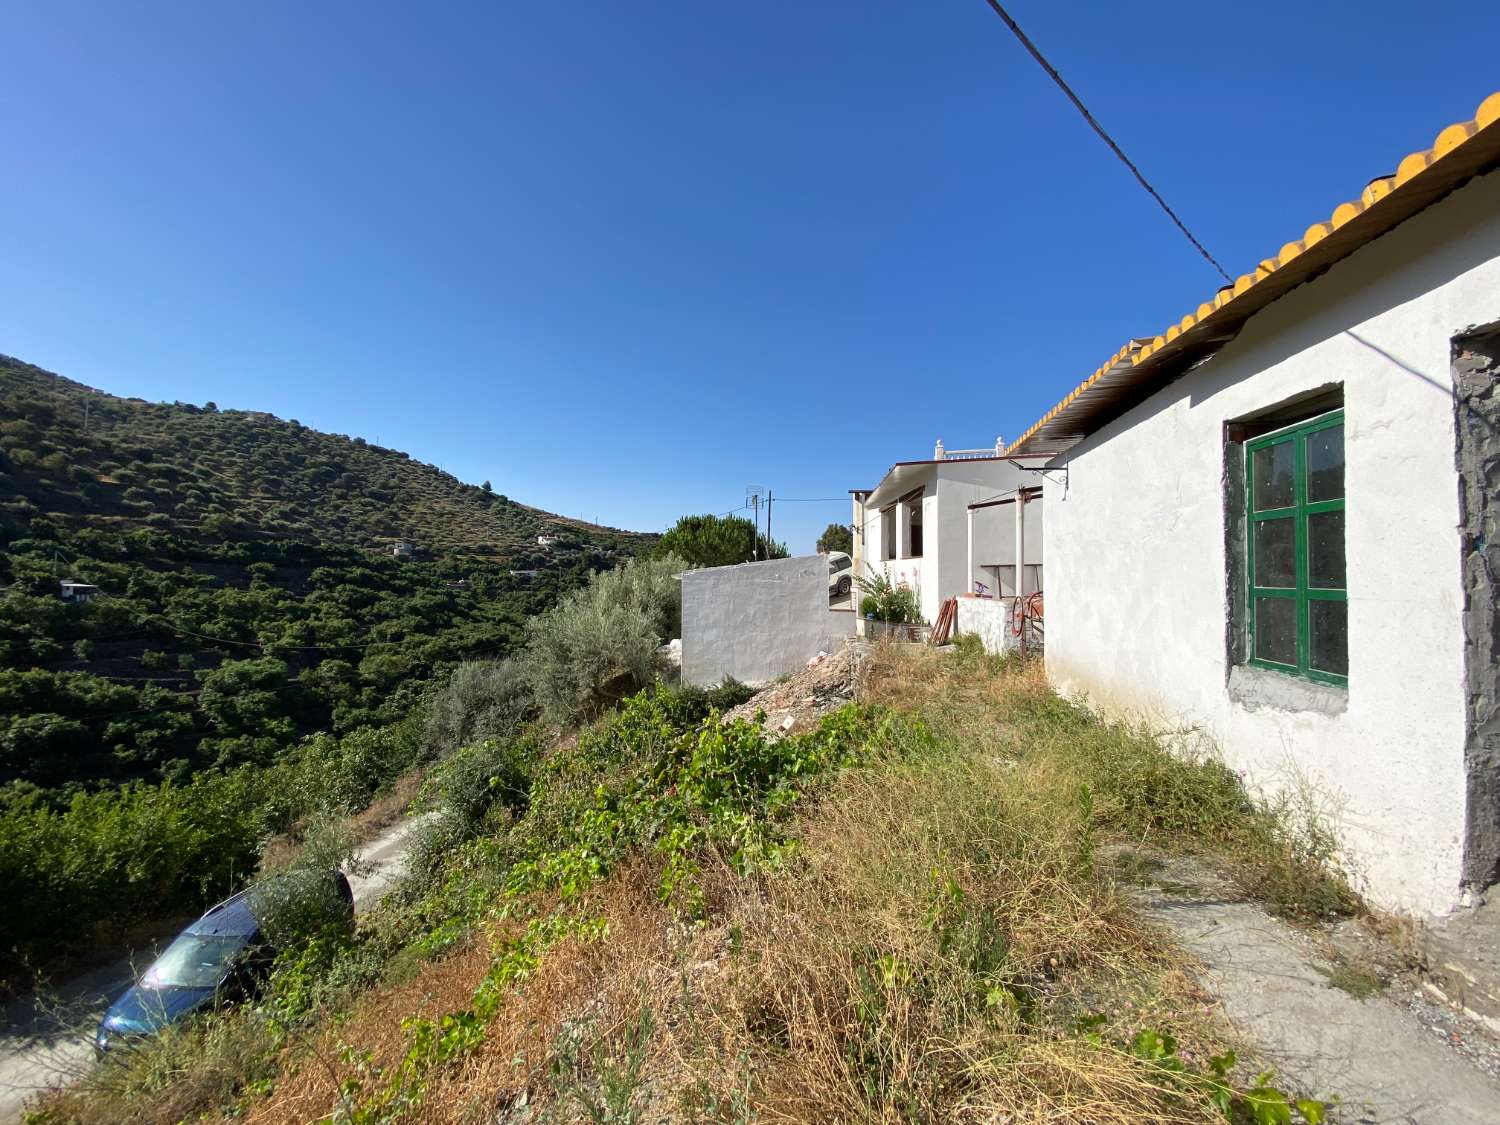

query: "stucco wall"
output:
956 596 1015 655
1042 169 1500 917
681 555 848 688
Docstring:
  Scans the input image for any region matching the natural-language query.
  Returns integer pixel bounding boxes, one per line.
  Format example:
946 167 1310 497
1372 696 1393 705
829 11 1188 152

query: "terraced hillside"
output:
0 353 644 560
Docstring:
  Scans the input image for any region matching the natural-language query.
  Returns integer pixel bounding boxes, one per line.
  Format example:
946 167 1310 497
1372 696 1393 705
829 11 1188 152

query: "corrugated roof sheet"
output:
1009 91 1500 454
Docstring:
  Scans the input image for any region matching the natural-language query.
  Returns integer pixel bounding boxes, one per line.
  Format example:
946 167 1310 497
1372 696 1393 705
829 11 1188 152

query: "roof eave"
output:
1010 91 1500 455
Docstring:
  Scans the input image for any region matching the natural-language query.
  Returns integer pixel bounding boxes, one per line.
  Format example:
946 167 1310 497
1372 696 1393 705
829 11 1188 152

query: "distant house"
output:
59 579 99 604
849 441 1046 624
537 534 559 548
391 540 415 559
1005 90 1500 918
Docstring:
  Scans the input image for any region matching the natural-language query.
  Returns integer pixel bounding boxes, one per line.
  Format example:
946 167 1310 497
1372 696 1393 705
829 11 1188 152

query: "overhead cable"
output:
979 1 1232 283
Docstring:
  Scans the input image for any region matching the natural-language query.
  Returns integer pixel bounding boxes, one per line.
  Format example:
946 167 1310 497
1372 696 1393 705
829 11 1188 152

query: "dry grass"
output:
680 736 1235 1122
47 645 1346 1124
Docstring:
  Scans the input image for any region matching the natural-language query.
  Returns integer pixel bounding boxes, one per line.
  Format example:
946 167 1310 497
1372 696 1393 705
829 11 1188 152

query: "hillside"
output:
0 353 645 559
0 353 653 797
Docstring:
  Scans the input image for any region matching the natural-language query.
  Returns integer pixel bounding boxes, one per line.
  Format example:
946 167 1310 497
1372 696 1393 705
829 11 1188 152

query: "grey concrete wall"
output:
681 555 845 687
1455 328 1500 892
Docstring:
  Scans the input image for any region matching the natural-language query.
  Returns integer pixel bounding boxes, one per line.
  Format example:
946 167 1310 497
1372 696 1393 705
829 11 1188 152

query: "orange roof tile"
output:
1008 91 1500 455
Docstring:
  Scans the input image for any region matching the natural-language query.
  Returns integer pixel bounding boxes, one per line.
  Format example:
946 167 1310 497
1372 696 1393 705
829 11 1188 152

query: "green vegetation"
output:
523 554 686 725
653 512 785 568
855 567 923 624
0 353 645 556
0 720 425 979
36 647 1339 1124
0 353 656 984
815 520 852 555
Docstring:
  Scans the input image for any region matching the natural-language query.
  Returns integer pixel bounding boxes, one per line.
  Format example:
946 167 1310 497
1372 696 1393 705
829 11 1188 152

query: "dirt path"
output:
0 813 427 1124
1133 857 1500 1124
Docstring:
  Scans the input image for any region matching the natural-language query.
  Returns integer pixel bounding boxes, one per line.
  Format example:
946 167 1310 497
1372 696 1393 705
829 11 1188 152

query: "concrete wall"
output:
1042 168 1500 918
956 596 1015 655
681 555 851 688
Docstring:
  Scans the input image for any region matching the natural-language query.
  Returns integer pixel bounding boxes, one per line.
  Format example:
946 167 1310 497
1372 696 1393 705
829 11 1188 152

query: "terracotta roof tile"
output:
1009 91 1500 454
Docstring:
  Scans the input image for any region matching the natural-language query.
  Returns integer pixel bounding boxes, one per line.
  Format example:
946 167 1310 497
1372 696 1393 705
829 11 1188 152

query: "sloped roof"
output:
1009 91 1500 454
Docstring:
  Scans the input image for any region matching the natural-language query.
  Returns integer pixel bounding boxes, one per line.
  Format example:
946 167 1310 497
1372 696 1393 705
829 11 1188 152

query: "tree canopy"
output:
816 522 853 555
654 513 787 569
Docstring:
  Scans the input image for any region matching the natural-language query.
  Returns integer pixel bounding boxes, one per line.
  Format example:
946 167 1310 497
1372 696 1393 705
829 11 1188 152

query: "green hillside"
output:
0 354 653 795
0 352 641 557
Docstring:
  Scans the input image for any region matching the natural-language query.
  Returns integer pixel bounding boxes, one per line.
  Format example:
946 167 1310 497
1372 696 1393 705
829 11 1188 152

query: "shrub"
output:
423 659 536 758
524 555 686 724
855 569 922 623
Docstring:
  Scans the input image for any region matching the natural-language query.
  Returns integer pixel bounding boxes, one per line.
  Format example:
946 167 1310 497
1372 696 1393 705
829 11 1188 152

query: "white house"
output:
1005 91 1500 918
849 441 1046 624
59 579 99 604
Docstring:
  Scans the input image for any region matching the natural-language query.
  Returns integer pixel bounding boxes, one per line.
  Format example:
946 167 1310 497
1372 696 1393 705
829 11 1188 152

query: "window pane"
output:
1253 518 1296 588
1252 441 1295 510
1306 424 1344 502
1309 600 1348 677
1254 597 1296 665
1308 510 1345 589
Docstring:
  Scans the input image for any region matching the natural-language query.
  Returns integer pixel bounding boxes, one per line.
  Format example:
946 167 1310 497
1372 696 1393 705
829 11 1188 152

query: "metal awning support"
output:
965 487 1042 598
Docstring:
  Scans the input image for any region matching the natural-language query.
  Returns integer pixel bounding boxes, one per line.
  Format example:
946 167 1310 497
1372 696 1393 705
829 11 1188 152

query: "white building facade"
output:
850 447 1045 625
1009 94 1500 918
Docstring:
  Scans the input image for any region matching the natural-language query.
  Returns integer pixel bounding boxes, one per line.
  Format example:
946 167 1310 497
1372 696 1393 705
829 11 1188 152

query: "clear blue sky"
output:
3 2 1496 552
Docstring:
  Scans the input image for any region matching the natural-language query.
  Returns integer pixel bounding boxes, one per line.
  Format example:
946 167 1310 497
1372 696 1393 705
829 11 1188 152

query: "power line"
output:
979 1 1231 284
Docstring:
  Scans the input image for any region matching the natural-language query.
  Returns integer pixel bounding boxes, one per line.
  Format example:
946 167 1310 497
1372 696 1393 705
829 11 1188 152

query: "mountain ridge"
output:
0 352 647 560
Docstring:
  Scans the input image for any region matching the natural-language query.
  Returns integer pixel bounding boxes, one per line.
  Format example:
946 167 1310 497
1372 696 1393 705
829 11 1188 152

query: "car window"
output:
141 933 249 990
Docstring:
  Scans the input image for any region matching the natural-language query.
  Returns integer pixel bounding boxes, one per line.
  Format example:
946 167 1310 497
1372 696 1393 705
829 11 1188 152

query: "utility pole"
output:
745 485 764 562
765 490 773 557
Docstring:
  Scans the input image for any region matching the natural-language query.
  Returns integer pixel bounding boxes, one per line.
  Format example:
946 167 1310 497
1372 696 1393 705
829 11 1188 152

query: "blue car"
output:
96 869 352 1052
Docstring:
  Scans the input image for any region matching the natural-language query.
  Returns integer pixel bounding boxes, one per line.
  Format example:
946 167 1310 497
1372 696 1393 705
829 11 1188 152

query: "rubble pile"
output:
724 640 870 736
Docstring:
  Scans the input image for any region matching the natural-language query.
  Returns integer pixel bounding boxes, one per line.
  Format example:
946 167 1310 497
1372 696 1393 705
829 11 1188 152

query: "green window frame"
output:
1245 409 1347 685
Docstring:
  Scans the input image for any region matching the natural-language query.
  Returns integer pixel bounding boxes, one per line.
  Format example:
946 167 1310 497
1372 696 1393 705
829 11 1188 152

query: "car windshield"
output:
140 933 247 990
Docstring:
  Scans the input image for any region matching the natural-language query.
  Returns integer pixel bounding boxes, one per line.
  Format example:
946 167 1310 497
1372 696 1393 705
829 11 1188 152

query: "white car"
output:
827 551 853 597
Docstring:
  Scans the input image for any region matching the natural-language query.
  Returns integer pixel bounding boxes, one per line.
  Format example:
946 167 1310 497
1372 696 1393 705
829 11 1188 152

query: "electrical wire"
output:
979 1 1231 283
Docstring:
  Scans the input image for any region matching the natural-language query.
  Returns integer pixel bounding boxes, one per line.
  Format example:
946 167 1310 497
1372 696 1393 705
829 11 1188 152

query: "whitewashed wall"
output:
956 597 1015 654
1043 169 1500 917
681 556 852 687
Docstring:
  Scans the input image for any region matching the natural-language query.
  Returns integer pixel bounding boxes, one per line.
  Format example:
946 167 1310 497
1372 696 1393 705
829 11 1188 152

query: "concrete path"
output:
0 813 426 1123
1135 861 1500 1124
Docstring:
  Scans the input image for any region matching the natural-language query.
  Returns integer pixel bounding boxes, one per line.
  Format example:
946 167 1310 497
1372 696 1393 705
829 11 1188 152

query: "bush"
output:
405 735 539 886
423 659 536 758
524 554 686 724
854 569 922 623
